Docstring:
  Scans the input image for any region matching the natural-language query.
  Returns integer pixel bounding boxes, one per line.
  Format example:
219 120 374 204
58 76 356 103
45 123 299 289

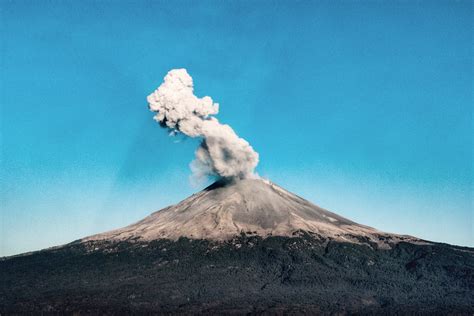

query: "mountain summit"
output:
84 178 420 247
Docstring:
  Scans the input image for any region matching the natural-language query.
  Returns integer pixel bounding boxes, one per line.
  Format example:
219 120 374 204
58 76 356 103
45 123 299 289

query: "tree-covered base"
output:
1 233 473 314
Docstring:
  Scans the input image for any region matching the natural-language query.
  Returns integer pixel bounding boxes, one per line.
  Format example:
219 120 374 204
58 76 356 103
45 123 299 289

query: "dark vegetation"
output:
1 232 473 314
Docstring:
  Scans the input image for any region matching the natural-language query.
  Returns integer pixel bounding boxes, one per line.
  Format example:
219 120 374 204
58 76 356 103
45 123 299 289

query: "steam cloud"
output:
147 69 259 180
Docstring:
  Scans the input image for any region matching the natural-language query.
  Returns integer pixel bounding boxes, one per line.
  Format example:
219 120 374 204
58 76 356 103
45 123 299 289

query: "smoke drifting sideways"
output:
147 69 259 182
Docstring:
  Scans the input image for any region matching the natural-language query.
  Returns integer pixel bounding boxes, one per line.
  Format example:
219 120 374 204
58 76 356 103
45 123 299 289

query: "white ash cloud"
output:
147 69 259 180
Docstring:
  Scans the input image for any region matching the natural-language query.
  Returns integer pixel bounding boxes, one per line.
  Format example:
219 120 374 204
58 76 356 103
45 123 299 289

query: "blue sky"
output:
1 1 472 256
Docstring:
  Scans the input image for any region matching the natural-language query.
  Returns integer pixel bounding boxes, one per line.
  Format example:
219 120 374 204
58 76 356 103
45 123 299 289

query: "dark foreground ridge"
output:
1 232 473 314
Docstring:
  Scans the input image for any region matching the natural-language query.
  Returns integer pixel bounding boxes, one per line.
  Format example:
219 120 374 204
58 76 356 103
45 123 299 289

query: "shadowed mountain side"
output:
1 234 473 314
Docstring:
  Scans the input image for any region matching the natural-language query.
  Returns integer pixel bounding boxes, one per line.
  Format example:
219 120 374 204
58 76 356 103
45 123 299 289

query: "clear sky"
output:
1 1 472 256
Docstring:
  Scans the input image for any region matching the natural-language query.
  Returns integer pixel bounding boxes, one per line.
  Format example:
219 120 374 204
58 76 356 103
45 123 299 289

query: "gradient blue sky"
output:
1 1 472 256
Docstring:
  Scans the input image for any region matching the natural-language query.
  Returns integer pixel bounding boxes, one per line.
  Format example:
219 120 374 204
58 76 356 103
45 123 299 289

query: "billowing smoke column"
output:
147 69 259 180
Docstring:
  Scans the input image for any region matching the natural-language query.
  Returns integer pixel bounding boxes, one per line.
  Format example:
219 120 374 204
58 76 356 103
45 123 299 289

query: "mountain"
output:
85 178 422 247
1 179 473 314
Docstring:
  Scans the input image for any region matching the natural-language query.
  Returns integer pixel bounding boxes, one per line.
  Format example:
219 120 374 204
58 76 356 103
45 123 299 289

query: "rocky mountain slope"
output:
84 178 423 248
1 178 473 314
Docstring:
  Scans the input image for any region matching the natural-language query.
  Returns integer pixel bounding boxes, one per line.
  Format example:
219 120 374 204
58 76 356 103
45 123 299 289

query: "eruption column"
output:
147 69 259 180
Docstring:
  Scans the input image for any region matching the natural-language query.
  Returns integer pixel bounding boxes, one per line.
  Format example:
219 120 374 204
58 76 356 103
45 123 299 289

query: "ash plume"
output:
147 69 259 181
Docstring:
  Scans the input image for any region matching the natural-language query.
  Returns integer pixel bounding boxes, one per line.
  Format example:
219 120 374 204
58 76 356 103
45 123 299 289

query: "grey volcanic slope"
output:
1 179 473 314
84 178 422 247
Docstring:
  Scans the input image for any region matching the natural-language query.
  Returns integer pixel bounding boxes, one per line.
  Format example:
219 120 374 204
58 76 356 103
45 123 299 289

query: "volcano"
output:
1 179 473 314
85 178 421 247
